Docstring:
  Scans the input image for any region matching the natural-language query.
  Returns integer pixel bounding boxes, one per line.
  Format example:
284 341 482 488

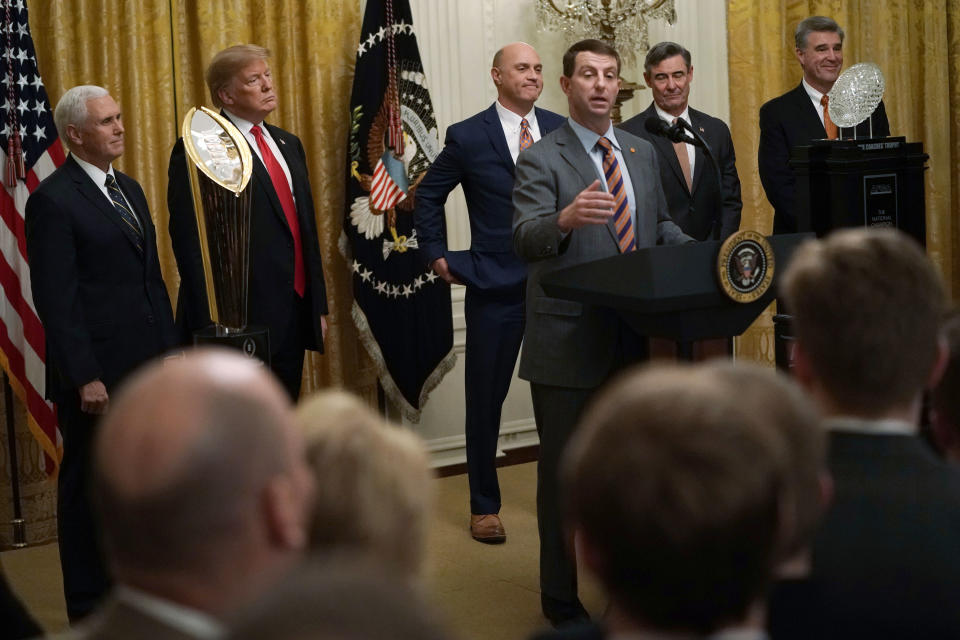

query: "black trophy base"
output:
193 325 271 366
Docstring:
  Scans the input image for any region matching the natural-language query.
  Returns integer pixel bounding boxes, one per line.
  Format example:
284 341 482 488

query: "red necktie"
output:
596 136 635 253
250 124 305 296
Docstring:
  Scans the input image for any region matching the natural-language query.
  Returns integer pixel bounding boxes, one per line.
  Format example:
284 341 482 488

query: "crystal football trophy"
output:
827 62 886 139
181 106 269 362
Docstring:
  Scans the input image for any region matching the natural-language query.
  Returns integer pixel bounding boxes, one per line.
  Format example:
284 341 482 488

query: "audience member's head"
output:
93 349 313 615
781 228 947 423
931 308 960 461
704 361 829 574
296 390 433 579
226 555 451 640
562 363 788 635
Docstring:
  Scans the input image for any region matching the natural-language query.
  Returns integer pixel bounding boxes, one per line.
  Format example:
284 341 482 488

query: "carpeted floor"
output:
1 462 604 640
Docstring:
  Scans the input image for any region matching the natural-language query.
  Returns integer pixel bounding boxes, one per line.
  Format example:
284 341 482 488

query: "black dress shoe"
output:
541 593 590 628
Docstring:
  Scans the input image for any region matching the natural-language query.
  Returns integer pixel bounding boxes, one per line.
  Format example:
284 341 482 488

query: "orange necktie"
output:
821 94 838 140
519 118 533 152
596 136 635 253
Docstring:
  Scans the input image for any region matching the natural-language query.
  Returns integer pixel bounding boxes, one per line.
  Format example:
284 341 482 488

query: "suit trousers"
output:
531 323 648 605
531 383 595 604
270 292 311 401
464 287 525 515
56 395 111 621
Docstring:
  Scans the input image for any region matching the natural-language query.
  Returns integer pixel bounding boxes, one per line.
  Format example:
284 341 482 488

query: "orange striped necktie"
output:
821 94 838 140
596 136 635 253
519 118 533 151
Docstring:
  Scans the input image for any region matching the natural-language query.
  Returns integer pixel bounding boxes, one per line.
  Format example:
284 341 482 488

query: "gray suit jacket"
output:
512 121 691 388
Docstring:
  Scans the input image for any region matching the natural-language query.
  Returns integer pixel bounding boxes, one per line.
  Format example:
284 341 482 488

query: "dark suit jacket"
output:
25 155 176 401
811 426 960 637
758 82 890 234
512 123 691 389
619 103 741 241
168 119 328 354
78 596 209 640
414 103 565 292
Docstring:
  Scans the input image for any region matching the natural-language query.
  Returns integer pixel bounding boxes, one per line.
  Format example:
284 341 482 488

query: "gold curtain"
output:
728 0 960 364
30 0 370 396
1 0 367 546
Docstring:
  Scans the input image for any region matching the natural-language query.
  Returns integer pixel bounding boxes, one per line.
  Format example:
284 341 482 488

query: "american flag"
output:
369 150 407 211
0 0 64 475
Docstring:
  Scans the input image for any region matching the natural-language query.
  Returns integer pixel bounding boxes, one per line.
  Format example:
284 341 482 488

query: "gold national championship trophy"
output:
181 107 269 359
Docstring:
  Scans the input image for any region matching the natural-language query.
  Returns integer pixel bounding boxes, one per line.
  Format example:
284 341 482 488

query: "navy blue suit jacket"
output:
414 103 565 292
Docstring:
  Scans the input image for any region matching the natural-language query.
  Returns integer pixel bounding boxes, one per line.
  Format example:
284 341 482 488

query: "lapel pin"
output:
278 139 286 145
699 127 704 133
629 147 635 153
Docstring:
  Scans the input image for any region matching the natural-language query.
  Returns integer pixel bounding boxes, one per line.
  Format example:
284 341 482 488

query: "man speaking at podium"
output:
512 39 691 626
620 41 741 242
759 16 890 234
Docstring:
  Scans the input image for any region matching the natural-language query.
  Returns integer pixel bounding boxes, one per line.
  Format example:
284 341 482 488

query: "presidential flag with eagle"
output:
341 0 454 420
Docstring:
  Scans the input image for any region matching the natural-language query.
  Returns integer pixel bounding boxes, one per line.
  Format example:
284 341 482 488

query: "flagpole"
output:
3 372 26 548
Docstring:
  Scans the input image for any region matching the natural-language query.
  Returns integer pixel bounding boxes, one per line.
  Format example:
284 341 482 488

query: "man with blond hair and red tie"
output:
168 44 328 399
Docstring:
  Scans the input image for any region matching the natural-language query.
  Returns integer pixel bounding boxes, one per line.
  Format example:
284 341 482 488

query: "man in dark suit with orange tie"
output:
26 85 177 620
414 42 564 544
168 44 328 400
759 16 890 234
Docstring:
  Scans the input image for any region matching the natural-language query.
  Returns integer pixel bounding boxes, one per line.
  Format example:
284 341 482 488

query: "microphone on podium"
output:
643 116 702 147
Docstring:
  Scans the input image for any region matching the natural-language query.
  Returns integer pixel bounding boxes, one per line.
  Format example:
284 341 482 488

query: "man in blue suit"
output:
414 42 564 544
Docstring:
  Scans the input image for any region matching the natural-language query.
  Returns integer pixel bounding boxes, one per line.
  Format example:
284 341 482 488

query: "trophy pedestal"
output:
790 137 928 246
193 325 271 366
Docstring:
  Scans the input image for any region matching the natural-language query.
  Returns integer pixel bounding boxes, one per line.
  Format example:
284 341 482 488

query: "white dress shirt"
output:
802 77 830 131
72 154 142 234
116 585 224 639
223 108 295 198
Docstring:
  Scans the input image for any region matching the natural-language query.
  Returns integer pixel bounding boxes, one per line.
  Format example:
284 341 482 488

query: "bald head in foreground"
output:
83 349 313 639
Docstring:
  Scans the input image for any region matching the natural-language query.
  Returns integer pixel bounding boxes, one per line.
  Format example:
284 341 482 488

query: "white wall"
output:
404 0 731 465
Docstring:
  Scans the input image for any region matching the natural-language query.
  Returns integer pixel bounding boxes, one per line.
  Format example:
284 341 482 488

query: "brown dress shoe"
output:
470 514 506 543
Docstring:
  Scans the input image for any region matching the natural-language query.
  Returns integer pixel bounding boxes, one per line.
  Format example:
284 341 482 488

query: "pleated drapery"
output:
727 0 960 363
